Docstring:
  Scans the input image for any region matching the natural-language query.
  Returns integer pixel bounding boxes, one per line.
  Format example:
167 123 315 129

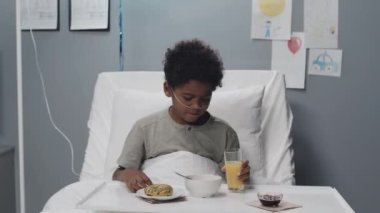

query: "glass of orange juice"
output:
224 149 244 192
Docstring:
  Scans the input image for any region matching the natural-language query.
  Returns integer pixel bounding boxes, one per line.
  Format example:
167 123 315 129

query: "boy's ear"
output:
163 81 172 97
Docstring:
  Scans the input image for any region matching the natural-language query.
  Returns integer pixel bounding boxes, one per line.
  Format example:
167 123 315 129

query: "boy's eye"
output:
183 97 193 102
183 96 211 102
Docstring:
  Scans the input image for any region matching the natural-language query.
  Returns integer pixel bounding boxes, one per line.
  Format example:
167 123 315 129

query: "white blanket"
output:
142 151 222 187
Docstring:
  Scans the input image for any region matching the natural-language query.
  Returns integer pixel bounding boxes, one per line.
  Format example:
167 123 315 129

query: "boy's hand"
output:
239 160 250 184
220 160 251 184
113 168 153 192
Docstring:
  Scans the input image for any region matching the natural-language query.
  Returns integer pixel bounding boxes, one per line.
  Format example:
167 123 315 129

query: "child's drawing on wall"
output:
308 49 342 77
251 0 292 40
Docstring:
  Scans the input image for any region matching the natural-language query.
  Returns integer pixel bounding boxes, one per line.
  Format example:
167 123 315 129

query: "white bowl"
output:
185 174 222 198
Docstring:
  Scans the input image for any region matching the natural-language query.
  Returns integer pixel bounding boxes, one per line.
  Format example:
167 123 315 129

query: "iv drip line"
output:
26 0 79 177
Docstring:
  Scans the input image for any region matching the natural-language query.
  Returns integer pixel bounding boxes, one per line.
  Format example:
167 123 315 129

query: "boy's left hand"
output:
221 160 250 184
239 160 250 184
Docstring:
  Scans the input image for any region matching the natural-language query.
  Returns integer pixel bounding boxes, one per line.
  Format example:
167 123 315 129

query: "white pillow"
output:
208 86 265 174
104 86 265 179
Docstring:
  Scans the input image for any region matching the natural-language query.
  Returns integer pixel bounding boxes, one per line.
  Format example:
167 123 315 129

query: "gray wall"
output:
0 0 17 147
19 0 379 212
0 146 16 213
21 1 119 213
0 0 17 212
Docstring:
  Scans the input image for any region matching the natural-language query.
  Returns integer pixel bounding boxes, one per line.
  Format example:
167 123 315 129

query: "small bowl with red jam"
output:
257 192 283 206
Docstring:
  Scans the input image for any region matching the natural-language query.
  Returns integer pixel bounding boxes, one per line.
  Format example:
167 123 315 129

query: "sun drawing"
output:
259 0 286 17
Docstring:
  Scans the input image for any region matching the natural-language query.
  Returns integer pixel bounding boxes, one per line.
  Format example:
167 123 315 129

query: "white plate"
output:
136 187 185 201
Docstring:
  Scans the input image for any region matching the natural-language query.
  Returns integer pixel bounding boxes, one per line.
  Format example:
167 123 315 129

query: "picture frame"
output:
21 0 59 31
69 0 110 31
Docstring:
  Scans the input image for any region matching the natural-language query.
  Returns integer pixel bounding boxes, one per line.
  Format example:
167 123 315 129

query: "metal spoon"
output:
174 171 192 180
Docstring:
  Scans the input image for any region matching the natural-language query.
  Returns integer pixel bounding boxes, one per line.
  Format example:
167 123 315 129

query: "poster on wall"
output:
271 32 306 89
70 0 110 30
308 49 343 77
21 0 59 30
304 0 339 48
251 0 292 40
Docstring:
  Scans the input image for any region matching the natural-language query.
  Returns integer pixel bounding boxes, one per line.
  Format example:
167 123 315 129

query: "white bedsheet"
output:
142 151 222 187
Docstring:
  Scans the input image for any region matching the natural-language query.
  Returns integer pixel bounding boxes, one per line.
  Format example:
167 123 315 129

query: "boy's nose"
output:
191 100 208 110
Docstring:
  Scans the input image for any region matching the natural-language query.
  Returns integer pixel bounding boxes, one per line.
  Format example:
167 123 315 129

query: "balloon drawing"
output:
288 36 302 54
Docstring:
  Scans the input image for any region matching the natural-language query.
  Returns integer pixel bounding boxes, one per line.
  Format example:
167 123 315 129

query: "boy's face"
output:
164 80 212 124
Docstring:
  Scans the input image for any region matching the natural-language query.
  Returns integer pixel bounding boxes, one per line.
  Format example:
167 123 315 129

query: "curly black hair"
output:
163 39 224 91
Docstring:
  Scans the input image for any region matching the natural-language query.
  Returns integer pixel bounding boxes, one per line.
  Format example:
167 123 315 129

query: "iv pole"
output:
15 0 25 212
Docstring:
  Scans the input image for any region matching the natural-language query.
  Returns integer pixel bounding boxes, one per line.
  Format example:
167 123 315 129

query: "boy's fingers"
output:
239 170 250 178
127 181 137 192
241 161 250 172
123 170 153 192
135 175 150 188
141 174 153 185
221 165 226 172
239 161 250 182
239 174 250 183
242 165 250 174
136 182 145 189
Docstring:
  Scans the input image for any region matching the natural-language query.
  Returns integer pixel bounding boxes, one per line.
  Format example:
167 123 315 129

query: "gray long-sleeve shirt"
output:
117 109 239 169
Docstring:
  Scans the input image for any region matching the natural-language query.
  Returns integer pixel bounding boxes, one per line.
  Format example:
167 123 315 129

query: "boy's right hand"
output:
113 168 153 192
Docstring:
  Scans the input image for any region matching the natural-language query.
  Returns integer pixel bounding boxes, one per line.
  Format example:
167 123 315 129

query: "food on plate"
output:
144 184 173 196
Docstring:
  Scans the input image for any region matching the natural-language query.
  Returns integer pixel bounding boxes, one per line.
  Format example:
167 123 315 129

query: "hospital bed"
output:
42 70 295 212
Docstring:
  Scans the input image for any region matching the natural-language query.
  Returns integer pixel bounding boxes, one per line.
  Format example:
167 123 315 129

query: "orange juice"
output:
225 161 244 191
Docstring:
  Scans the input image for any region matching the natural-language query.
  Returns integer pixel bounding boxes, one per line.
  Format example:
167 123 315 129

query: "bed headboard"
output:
80 70 295 185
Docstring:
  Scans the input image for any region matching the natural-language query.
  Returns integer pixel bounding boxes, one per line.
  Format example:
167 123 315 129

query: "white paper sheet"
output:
251 0 292 40
21 0 58 30
304 0 339 48
70 0 109 30
308 49 343 77
271 32 306 89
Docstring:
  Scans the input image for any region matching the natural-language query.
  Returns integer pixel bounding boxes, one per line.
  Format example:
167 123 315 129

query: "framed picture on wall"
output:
21 0 59 30
69 0 110 31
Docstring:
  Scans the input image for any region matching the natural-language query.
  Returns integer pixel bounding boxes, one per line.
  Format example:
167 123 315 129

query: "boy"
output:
113 39 250 192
